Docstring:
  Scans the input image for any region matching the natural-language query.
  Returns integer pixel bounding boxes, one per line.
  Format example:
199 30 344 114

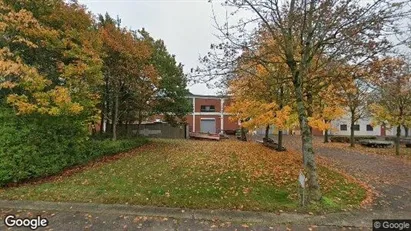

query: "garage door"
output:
200 119 216 134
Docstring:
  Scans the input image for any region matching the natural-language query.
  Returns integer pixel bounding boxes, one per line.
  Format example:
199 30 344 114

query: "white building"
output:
330 115 407 137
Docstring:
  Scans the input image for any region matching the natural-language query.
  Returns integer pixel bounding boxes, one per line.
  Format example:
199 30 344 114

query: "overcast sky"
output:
78 0 228 95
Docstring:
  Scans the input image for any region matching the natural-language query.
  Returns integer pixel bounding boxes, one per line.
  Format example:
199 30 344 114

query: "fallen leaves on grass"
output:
0 139 366 212
316 156 375 208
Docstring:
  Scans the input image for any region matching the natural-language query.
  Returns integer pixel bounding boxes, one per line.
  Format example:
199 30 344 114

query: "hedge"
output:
330 135 377 143
0 107 148 186
0 137 147 187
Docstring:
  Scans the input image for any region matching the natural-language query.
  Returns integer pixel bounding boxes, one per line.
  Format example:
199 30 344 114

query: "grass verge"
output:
0 139 366 213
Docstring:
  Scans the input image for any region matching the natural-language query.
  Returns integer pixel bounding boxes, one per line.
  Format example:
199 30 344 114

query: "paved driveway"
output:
282 135 411 212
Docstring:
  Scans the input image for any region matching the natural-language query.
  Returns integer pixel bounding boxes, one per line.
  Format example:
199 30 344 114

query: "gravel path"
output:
282 135 411 212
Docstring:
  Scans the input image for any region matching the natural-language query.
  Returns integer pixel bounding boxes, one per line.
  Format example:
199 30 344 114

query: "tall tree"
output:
335 65 373 147
225 37 294 150
98 15 155 140
370 57 411 155
139 29 191 126
199 0 407 201
0 0 102 119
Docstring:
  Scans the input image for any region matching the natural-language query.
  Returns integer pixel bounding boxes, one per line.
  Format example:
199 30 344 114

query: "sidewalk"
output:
0 200 409 230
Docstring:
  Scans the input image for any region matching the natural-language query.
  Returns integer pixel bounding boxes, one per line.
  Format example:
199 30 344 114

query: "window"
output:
340 124 347 131
353 124 360 131
201 105 215 112
366 124 373 131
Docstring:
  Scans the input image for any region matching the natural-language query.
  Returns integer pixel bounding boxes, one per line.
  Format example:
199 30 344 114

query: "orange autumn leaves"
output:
226 100 293 130
226 58 345 133
368 57 411 129
164 139 302 187
0 1 102 116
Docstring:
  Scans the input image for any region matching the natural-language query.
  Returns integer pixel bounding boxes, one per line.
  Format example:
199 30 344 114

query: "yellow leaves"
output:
1 5 59 48
46 87 84 115
322 106 344 121
226 99 293 131
11 36 38 48
33 92 50 107
308 118 331 131
369 103 395 126
0 0 103 120
5 86 84 116
69 103 84 114
6 94 20 104
0 81 16 89
6 94 38 115
308 106 344 131
272 106 292 129
48 107 61 116
51 87 71 106
0 48 50 92
0 22 7 32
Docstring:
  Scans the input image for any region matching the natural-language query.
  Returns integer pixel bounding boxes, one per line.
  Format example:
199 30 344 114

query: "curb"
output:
0 200 382 227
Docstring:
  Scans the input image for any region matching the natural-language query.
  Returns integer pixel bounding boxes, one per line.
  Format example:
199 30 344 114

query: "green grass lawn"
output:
0 139 366 213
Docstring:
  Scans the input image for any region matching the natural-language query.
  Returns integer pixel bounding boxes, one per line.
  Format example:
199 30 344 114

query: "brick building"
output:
186 93 239 134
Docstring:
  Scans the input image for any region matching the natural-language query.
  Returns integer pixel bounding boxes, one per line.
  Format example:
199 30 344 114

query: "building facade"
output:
330 115 407 137
186 93 239 134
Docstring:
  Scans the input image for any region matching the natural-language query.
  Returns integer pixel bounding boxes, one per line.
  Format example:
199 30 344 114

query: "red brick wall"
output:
223 115 238 131
195 98 221 112
186 115 194 132
312 128 324 136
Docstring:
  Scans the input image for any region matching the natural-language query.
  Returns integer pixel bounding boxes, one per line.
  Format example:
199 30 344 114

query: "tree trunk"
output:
265 124 270 139
137 110 143 135
125 121 130 137
293 72 321 201
276 84 285 151
324 129 329 143
277 130 284 151
240 126 247 141
350 112 355 147
396 125 401 155
112 93 119 141
100 76 109 134
403 125 408 137
100 102 105 135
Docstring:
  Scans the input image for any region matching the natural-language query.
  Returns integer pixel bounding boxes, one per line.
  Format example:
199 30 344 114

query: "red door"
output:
381 125 386 136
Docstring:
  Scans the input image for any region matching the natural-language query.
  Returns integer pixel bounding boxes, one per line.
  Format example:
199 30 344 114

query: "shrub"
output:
85 139 148 161
0 107 147 186
330 136 350 143
330 135 377 143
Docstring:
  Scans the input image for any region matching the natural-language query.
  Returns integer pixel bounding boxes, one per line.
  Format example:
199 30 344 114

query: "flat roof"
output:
187 92 229 99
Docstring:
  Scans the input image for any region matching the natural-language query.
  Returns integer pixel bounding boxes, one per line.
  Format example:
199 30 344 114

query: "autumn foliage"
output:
0 1 189 184
369 57 411 155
